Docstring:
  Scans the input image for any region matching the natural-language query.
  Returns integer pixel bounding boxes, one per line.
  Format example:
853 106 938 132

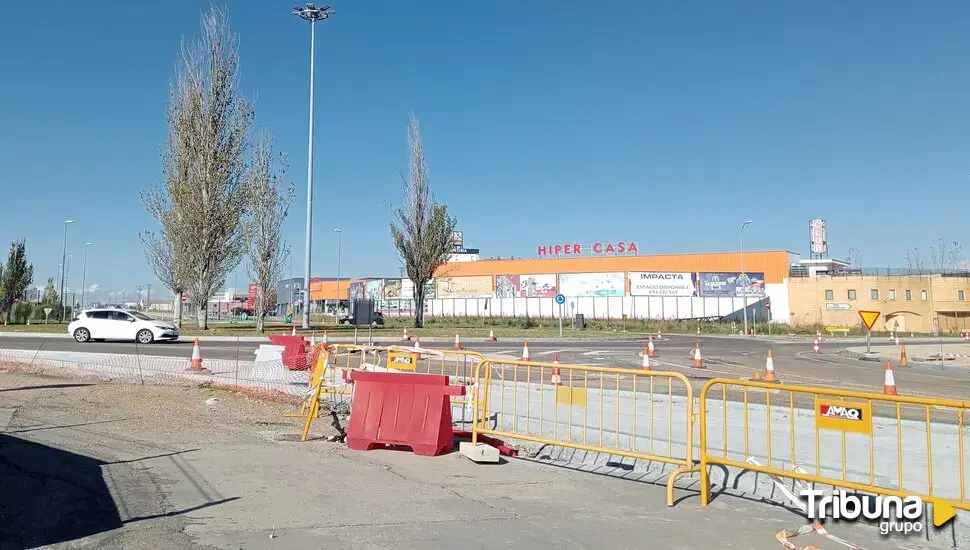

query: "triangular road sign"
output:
858 310 881 331
933 499 957 527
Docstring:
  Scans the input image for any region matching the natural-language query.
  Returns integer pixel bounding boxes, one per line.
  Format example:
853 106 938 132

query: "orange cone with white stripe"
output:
641 350 651 371
414 338 421 350
552 355 562 385
310 332 316 346
813 338 820 355
291 326 297 336
692 342 705 369
402 328 410 341
489 329 497 342
763 350 778 382
657 330 663 340
522 341 531 361
899 345 909 367
454 333 462 349
187 339 209 373
884 361 897 395
321 330 328 346
647 336 656 357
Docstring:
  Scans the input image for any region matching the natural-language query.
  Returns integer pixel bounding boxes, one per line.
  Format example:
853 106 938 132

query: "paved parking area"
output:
0 369 954 549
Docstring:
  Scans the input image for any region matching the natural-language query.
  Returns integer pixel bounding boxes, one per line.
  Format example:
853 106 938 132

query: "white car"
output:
68 309 180 344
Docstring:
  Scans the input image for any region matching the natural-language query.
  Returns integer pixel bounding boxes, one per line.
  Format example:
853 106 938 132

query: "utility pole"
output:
59 220 73 320
80 242 92 309
146 284 152 309
740 220 753 336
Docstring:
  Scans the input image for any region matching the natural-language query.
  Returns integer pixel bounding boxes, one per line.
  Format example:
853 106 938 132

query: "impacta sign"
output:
629 272 697 297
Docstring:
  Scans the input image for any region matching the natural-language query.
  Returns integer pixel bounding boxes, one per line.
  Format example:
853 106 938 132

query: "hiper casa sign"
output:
537 241 638 257
629 272 697 297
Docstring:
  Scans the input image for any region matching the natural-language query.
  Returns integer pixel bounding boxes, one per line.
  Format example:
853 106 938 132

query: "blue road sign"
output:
555 294 566 305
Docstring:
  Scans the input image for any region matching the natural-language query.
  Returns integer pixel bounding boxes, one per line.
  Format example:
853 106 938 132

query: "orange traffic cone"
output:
187 339 209 373
291 326 297 336
657 330 663 340
414 338 421 350
884 361 897 395
813 338 820 355
696 326 701 335
899 345 909 367
692 342 705 369
551 355 562 385
310 332 316 346
641 350 651 371
763 350 778 382
321 330 329 346
522 341 531 361
454 333 462 349
489 329 497 342
402 328 411 341
647 336 656 357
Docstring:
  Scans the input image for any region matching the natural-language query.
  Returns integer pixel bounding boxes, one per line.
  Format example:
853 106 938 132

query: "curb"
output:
840 349 968 374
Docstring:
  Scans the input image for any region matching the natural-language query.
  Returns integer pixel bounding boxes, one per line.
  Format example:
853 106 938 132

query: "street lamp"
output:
740 220 753 336
293 3 334 329
59 220 73 320
334 228 342 316
80 242 92 309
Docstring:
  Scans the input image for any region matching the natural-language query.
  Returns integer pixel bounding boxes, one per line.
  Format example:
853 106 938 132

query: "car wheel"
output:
136 329 155 344
73 328 91 343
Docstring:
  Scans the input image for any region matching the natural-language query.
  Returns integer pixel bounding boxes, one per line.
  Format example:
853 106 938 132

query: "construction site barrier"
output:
698 378 970 512
469 358 696 505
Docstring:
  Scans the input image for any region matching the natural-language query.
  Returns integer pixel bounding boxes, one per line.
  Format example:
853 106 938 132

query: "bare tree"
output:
930 238 963 273
905 248 925 276
245 131 293 332
390 113 457 328
140 231 187 328
142 6 254 329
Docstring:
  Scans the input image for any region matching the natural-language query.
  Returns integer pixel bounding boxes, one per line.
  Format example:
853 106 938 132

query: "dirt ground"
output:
0 367 958 550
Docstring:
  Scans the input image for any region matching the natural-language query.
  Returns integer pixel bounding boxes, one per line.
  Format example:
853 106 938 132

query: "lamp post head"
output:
334 228 341 233
64 220 74 224
293 4 334 22
85 242 92 246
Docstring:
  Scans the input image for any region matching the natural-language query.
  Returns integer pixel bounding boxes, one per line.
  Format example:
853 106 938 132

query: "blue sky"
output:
2 1 968 298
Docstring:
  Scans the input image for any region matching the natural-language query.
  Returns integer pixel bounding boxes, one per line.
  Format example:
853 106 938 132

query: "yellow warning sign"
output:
858 310 881 331
387 352 418 371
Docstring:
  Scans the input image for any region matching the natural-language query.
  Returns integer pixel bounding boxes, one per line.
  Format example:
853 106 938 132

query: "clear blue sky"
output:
2 1 968 298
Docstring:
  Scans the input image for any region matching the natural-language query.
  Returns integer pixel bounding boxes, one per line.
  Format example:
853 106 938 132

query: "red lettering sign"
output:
536 242 639 257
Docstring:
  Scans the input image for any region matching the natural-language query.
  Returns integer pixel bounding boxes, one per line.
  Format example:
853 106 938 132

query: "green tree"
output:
0 239 33 323
42 277 59 305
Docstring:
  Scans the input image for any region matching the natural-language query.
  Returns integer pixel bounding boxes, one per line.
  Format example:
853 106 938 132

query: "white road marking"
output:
581 350 612 357
535 349 567 357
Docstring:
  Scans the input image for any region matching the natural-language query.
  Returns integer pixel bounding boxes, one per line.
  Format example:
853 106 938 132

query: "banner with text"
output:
436 276 494 299
558 272 625 297
365 280 384 301
401 279 435 300
629 272 697 297
697 272 766 298
383 279 402 299
495 274 558 298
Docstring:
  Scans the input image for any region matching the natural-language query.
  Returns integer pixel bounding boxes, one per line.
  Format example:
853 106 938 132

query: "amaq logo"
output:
819 404 863 421
392 356 414 364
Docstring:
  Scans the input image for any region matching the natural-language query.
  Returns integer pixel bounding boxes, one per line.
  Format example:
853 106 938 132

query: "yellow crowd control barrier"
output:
470 359 696 505
698 378 970 512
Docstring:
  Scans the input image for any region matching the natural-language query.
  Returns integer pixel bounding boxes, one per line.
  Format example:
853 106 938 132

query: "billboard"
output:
365 280 384 301
495 274 558 298
402 279 435 300
810 219 827 254
348 281 365 301
436 276 493 299
629 272 697 297
558 272 625 297
697 272 766 298
383 279 402 299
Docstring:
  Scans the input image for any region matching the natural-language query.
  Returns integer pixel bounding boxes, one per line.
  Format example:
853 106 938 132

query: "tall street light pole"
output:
80 242 92 309
293 3 334 330
740 220 753 336
59 220 73 320
334 228 342 316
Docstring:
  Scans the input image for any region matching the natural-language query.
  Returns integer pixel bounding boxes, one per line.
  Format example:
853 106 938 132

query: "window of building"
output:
904 290 912 301
888 289 896 300
825 290 834 301
960 290 966 301
847 289 857 300
871 289 879 300
921 290 928 301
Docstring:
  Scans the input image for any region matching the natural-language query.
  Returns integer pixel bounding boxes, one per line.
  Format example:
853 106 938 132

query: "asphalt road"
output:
1 333 968 401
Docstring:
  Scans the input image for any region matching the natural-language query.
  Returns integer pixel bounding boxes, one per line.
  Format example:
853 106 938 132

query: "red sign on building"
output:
537 242 639 257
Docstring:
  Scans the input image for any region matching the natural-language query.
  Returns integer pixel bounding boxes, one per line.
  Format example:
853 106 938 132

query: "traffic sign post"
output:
555 294 566 337
859 310 881 355
43 307 52 324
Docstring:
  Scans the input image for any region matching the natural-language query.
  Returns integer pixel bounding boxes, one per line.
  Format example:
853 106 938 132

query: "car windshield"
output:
129 311 155 321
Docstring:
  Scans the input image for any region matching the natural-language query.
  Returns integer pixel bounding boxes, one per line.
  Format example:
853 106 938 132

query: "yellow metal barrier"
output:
470 359 697 505
698 378 970 511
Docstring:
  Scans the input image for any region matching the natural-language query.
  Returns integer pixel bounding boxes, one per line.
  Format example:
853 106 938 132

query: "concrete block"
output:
254 344 285 362
459 441 500 463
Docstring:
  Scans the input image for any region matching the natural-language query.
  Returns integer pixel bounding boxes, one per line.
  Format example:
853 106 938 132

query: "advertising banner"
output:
365 280 384 301
629 272 696 297
383 279 402 299
558 272 625 297
496 274 558 298
401 279 435 300
348 281 365 301
436 276 493 299
697 272 766 298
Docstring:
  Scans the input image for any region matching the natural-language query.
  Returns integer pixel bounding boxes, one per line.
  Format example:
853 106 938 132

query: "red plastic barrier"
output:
343 370 466 456
268 335 308 370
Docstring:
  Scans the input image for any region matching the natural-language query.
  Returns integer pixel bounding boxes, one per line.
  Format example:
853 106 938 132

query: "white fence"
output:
376 295 773 322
